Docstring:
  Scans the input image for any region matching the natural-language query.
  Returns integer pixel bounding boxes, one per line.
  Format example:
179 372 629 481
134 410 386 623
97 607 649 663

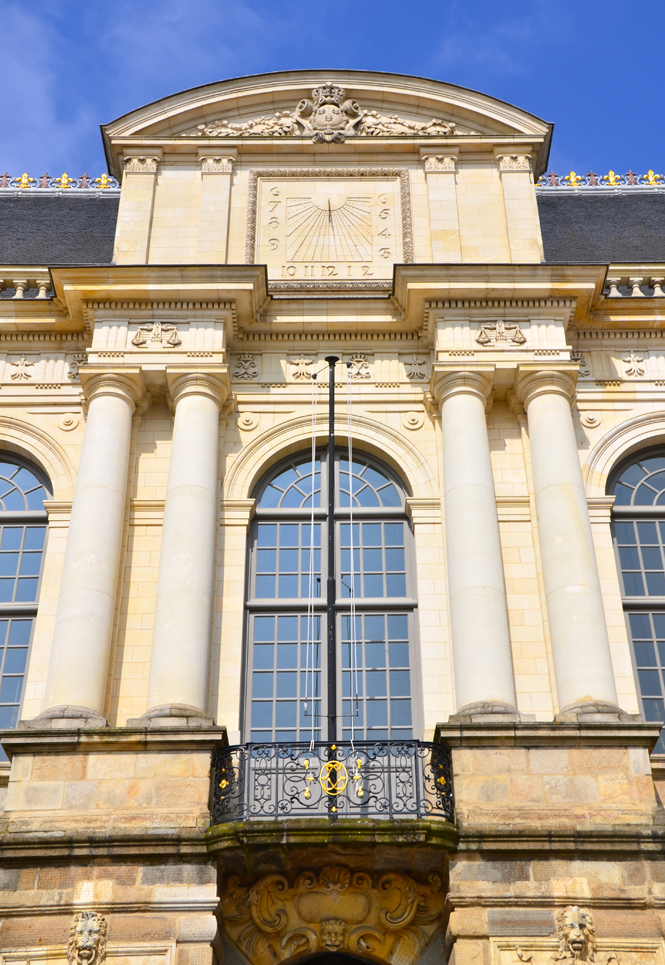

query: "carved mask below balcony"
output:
221 865 444 965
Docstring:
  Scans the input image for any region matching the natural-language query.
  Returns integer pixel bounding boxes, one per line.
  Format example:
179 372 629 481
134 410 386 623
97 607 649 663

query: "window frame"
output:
609 447 665 750
242 447 421 743
0 452 51 748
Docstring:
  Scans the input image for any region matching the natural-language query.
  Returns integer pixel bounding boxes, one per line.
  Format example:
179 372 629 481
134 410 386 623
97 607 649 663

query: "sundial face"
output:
255 177 403 284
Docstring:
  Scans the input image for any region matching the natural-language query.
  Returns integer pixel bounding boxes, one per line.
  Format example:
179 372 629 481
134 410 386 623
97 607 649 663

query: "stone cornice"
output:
435 720 660 747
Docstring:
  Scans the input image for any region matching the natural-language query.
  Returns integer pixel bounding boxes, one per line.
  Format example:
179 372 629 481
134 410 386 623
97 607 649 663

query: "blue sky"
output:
2 0 663 178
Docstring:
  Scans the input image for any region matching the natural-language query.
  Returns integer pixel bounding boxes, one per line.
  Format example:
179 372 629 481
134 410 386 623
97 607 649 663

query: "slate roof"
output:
538 192 665 263
1 189 664 268
0 195 119 265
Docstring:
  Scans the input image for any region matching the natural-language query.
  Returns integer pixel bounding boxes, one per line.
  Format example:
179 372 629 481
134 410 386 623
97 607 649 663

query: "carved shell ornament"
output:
181 82 477 143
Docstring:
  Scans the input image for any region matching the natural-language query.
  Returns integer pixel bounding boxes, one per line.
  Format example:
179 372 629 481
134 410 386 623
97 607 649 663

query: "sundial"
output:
253 174 406 286
286 196 371 262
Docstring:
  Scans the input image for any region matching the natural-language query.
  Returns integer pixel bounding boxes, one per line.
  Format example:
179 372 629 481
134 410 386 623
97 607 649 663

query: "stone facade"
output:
0 69 665 965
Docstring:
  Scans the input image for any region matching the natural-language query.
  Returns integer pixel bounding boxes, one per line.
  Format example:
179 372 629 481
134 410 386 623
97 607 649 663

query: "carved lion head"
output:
67 912 107 965
321 919 346 950
554 906 596 963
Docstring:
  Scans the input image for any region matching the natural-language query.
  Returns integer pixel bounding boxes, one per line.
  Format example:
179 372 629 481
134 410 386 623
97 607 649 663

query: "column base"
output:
448 700 535 724
555 699 643 723
20 705 109 729
127 703 215 728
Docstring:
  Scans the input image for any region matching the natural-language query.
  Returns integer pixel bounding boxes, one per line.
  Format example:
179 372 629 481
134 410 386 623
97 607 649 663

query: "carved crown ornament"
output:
180 83 478 143
220 865 445 965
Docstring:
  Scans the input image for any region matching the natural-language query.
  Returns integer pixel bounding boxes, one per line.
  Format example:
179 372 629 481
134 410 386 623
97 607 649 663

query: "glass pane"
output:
625 611 665 747
249 613 321 742
258 457 321 509
341 612 412 740
341 521 407 600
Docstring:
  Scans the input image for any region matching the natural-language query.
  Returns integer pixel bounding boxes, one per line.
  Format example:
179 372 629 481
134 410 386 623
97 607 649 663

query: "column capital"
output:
198 149 236 174
122 152 162 174
166 365 230 410
421 154 457 173
430 363 495 408
514 363 579 409
78 366 146 411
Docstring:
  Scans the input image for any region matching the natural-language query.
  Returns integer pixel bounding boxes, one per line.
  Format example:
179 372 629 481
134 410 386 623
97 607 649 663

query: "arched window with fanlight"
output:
244 448 418 744
0 455 51 755
610 449 665 752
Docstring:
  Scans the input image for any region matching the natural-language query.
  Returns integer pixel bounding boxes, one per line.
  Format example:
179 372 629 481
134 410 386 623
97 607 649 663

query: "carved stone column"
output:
432 365 518 717
515 365 620 716
494 150 544 264
113 153 161 265
39 368 145 724
197 151 236 264
421 152 462 263
140 367 229 725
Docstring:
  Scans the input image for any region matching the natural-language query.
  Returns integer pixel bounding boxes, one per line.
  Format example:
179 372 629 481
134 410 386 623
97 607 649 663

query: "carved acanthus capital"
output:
422 155 456 173
430 363 495 409
496 154 532 172
221 865 444 965
123 155 160 174
200 156 235 173
68 911 107 965
513 363 579 410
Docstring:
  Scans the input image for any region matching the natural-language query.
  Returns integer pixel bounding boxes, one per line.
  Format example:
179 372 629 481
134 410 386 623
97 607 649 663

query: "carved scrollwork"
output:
221 865 444 965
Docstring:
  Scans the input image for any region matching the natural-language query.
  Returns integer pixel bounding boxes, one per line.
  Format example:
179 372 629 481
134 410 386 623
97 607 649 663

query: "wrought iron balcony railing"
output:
211 740 454 824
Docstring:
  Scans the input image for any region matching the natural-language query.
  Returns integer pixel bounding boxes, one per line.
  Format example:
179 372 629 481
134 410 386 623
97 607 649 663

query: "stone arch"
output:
223 413 438 502
583 411 665 497
0 415 77 500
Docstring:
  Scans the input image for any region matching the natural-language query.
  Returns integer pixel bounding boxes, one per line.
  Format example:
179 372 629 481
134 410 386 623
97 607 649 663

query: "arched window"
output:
245 448 418 743
610 449 665 751
0 456 50 755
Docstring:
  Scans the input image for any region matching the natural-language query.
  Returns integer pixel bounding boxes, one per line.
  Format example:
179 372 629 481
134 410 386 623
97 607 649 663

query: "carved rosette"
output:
123 156 160 174
496 154 532 172
221 865 444 965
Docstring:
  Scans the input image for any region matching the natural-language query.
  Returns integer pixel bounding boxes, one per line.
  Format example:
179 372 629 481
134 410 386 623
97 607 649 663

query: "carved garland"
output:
244 167 414 267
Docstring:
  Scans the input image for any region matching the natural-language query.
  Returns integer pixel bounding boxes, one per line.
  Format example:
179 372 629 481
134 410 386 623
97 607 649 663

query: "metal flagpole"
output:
325 355 339 744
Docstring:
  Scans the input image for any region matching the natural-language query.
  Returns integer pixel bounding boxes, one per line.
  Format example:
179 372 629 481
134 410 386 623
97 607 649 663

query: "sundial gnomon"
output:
286 197 371 262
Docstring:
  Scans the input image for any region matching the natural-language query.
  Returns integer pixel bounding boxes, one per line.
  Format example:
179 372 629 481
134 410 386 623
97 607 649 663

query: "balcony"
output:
210 739 453 823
